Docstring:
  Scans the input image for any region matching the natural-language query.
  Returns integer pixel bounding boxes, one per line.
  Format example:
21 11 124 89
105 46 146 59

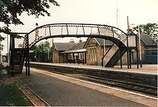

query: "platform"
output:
31 62 157 75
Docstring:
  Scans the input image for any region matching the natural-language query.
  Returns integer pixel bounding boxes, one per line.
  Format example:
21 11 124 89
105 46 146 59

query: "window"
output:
90 48 96 62
145 50 157 56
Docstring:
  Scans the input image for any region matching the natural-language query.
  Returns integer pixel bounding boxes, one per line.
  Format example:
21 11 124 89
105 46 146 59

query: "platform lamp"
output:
138 25 142 67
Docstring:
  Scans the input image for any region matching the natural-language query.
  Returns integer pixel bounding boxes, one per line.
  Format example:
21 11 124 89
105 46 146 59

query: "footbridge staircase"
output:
8 23 138 75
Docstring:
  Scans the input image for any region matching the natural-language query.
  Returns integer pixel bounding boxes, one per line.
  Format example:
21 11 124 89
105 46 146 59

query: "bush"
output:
0 63 5 80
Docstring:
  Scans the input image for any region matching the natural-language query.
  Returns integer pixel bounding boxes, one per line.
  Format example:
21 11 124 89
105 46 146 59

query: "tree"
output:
132 23 158 42
0 0 59 38
32 41 51 62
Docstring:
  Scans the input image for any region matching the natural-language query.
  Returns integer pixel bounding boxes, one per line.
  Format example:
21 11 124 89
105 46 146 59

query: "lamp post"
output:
138 25 142 68
130 24 142 68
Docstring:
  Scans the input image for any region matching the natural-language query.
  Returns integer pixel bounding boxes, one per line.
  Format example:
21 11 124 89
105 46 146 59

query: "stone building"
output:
138 34 157 63
84 38 113 66
52 40 76 63
52 34 157 66
85 34 157 66
62 40 86 64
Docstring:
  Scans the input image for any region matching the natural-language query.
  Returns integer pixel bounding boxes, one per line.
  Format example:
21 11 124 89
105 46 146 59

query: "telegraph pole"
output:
127 16 130 69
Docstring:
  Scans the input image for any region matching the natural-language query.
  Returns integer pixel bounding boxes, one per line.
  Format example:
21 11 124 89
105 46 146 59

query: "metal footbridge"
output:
8 23 138 76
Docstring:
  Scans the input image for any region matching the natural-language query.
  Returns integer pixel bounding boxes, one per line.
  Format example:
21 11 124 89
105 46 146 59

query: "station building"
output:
52 34 157 66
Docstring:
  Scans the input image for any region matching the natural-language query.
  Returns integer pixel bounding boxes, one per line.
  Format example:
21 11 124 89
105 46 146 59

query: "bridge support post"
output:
136 34 139 68
119 48 122 68
27 49 30 76
27 35 30 76
129 50 132 68
101 57 104 67
25 56 28 75
126 42 130 69
25 34 30 76
25 50 30 76
10 35 15 76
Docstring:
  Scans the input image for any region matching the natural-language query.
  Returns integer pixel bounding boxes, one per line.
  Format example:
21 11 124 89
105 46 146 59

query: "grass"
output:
0 65 32 106
0 82 33 106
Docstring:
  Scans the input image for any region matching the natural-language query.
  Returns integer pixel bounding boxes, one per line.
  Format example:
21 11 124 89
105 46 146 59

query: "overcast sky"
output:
1 0 158 54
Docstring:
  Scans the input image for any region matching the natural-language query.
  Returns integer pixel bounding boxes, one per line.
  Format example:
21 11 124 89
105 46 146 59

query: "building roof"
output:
95 38 113 46
68 41 86 50
62 41 86 53
54 43 76 51
54 34 157 53
96 34 157 47
140 34 157 46
84 37 113 48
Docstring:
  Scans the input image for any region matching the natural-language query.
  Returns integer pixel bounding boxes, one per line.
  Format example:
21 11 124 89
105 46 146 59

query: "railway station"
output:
2 23 156 106
0 0 157 106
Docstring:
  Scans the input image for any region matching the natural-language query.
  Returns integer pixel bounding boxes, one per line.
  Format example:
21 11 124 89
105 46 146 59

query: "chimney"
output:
79 38 82 43
69 39 75 43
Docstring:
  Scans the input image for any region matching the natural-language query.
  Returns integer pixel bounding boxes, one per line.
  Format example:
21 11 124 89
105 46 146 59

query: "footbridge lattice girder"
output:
13 23 136 49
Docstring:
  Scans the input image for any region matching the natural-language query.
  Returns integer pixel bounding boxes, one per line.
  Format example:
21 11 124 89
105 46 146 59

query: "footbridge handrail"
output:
27 23 130 49
10 23 136 50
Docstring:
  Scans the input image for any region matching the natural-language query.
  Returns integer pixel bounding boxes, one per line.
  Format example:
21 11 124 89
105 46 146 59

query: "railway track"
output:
76 75 156 97
51 71 157 97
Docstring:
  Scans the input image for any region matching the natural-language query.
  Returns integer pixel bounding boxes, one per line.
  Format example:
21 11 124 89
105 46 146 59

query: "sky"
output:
1 0 158 55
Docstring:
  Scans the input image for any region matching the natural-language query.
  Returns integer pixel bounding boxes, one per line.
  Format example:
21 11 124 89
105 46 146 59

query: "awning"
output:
62 49 86 54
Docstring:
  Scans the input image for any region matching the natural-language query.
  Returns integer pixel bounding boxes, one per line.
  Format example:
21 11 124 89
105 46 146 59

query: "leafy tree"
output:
0 0 59 38
132 23 158 42
32 41 51 62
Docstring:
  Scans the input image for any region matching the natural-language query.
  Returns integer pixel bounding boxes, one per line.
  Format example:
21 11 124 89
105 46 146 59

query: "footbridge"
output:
8 23 139 76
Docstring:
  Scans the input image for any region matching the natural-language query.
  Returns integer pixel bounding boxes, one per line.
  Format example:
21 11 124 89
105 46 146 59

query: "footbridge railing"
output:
16 23 136 49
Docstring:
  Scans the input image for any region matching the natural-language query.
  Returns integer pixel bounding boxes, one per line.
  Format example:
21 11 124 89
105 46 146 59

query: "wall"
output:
52 49 59 63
